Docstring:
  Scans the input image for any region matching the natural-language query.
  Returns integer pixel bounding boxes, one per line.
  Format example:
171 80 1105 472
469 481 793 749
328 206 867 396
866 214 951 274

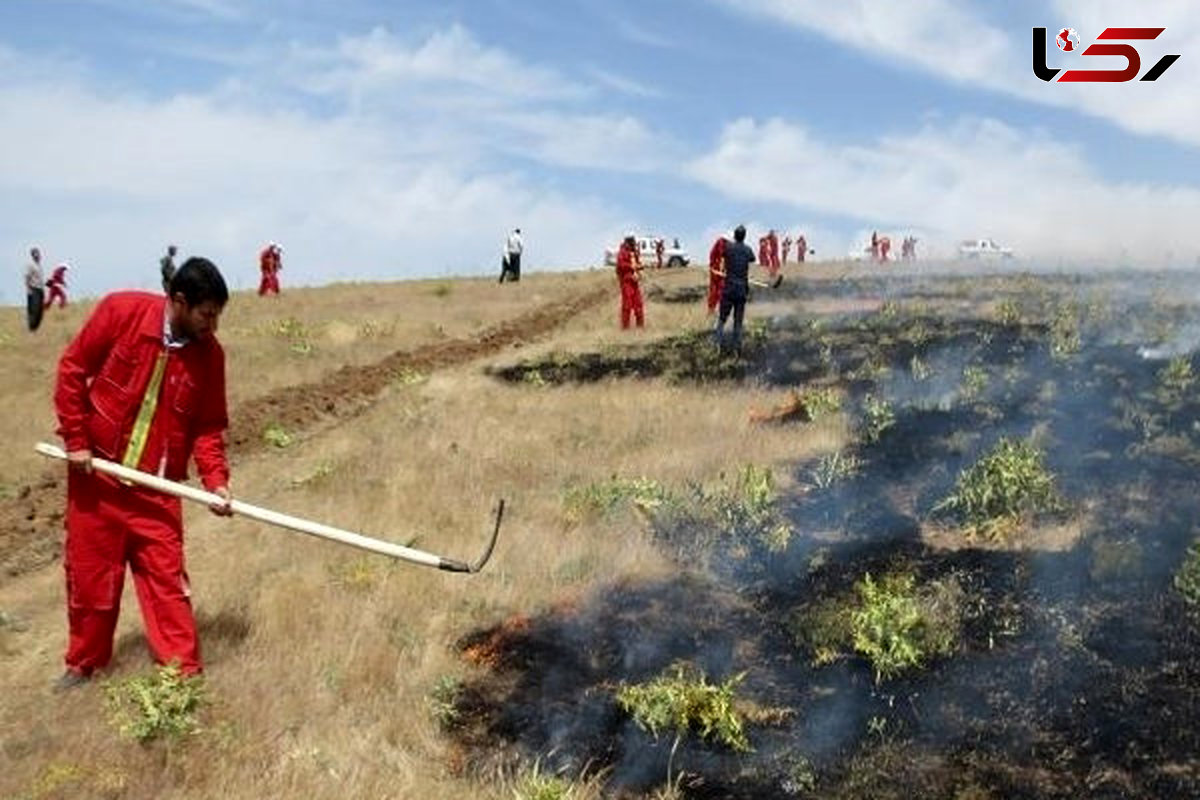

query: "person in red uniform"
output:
616 234 644 329
766 229 780 276
796 233 808 264
258 241 282 296
44 263 70 309
707 235 727 315
52 257 233 690
758 235 769 270
880 235 891 263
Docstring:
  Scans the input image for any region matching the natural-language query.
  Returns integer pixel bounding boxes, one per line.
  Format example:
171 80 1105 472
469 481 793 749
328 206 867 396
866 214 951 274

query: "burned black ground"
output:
456 269 1200 798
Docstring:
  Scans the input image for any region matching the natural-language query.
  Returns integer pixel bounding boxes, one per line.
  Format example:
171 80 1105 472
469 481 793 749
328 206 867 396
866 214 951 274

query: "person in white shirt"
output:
500 228 523 283
24 246 45 331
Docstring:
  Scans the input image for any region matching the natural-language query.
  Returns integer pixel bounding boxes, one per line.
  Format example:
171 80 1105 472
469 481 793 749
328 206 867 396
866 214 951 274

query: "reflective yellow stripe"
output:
121 350 168 471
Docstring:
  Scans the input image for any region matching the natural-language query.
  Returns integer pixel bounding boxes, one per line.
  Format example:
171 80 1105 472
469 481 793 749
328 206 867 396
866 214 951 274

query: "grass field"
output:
4 261 1200 799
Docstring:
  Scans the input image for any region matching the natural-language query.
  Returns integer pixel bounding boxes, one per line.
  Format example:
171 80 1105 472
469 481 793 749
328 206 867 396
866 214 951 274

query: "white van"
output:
604 236 690 268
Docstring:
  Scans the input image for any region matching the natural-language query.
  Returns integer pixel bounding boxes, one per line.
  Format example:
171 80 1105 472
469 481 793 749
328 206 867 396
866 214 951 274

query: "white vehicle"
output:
847 241 873 261
604 236 690 268
958 238 1014 259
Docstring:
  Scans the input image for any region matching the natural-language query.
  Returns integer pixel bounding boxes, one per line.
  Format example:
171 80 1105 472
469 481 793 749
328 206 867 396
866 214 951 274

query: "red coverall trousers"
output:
45 284 68 308
65 470 200 675
258 270 279 296
620 278 644 328
707 271 725 314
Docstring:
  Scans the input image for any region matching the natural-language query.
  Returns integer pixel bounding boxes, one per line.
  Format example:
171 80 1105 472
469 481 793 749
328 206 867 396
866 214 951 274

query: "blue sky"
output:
2 0 1199 297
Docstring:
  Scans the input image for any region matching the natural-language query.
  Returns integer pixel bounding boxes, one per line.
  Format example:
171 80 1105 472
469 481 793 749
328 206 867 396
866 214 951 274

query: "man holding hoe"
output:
52 257 234 689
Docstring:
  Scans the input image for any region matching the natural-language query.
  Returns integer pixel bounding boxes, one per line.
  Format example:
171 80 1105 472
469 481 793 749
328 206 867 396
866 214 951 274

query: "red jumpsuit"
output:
796 235 807 264
258 247 281 295
55 292 229 677
45 265 69 308
616 242 644 328
880 236 891 262
767 231 780 275
707 237 726 314
758 237 769 270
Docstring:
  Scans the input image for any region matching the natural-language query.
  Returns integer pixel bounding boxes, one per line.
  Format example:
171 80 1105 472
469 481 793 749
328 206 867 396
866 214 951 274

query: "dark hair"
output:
170 257 229 307
734 225 746 242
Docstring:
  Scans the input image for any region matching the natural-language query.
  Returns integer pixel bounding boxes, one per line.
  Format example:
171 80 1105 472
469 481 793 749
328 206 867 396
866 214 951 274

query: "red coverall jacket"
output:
56 292 229 488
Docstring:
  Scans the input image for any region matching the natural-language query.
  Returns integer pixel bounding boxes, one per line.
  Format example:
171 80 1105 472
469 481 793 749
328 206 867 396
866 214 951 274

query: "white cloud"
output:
688 115 1200 263
494 111 680 172
294 25 584 105
713 0 1200 149
0 38 631 299
586 67 664 98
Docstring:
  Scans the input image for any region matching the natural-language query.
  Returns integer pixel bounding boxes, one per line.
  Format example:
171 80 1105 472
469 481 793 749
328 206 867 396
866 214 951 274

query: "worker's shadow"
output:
113 605 252 668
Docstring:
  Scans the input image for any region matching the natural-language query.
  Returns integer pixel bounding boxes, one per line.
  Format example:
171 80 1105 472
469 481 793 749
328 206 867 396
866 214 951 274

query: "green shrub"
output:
616 662 750 752
850 572 963 683
262 422 293 448
960 365 988 401
797 388 842 420
809 451 862 489
1158 356 1195 408
1050 303 1081 359
862 395 895 444
429 675 464 731
935 437 1060 538
104 663 204 743
562 476 671 523
1174 541 1200 609
995 299 1021 326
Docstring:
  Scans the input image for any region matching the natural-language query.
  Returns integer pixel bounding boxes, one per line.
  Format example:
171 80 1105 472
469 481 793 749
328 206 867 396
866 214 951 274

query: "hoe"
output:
36 442 503 573
709 266 784 290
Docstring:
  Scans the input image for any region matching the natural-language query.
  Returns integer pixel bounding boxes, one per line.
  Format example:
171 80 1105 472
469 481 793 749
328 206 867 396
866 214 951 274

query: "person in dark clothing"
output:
715 225 755 355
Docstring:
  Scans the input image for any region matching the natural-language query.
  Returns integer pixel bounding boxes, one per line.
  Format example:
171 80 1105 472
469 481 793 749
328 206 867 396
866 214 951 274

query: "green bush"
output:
562 476 671 523
104 663 204 743
935 437 1060 538
262 422 293 449
851 572 963 683
1174 541 1200 609
429 674 464 731
616 662 750 752
862 395 895 444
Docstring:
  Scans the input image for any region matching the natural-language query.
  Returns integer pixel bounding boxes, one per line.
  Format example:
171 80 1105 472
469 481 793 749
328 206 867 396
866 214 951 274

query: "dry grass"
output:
0 264 845 799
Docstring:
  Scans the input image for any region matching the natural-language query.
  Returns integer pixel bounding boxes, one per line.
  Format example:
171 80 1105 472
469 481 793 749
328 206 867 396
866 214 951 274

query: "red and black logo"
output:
1033 27 1180 82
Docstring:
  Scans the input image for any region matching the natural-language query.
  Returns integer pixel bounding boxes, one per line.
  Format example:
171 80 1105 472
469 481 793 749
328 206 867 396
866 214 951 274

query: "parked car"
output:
958 238 1014 259
604 236 690 268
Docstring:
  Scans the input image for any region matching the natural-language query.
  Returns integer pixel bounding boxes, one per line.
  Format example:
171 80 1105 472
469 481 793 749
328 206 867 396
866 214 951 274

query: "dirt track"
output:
0 287 608 580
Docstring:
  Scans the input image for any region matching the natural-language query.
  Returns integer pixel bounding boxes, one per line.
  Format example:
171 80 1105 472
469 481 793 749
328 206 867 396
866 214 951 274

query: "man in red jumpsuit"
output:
796 233 808 264
258 242 281 296
52 257 233 689
758 235 769 270
616 234 644 329
880 236 891 263
44 263 69 309
707 235 726 315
